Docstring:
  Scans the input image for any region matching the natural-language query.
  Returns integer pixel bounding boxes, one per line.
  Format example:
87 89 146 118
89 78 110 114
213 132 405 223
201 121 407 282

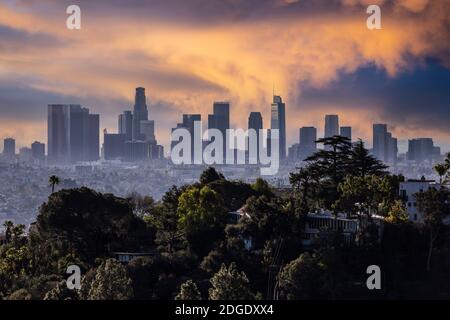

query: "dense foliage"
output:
1 139 450 300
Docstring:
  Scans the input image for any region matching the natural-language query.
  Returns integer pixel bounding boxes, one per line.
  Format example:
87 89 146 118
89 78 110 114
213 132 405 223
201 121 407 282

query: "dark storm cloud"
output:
0 24 63 52
298 60 450 133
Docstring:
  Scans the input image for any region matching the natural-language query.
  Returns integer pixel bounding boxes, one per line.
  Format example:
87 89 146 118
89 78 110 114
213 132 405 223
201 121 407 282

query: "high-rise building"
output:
373 124 388 161
31 141 45 161
372 124 397 166
171 114 201 163
271 95 286 159
300 127 317 148
3 138 15 157
208 102 230 159
118 110 133 141
140 120 156 143
103 131 126 160
87 114 100 161
48 104 99 164
386 132 398 166
68 105 99 163
248 112 263 162
407 138 436 163
248 112 263 132
298 127 317 160
340 126 352 141
132 87 149 141
48 104 70 164
324 115 339 138
69 105 89 163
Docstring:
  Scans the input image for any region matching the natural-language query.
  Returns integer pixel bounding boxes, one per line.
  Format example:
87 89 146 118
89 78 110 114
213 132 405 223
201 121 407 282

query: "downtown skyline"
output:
1 0 450 153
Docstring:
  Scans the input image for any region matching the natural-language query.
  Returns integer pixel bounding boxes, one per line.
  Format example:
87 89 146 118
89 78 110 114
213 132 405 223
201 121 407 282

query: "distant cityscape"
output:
0 86 444 169
0 86 446 226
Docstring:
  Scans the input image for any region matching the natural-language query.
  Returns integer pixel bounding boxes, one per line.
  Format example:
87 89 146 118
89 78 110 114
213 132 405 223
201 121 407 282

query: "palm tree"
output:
3 220 14 243
434 163 448 184
49 175 60 193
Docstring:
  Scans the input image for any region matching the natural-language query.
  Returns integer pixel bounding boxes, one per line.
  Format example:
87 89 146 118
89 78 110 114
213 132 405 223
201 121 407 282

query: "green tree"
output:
177 186 227 256
416 187 450 271
200 167 225 185
87 259 134 300
31 187 148 271
2 220 14 243
175 279 202 300
434 163 448 184
349 140 387 177
386 200 409 224
48 175 60 193
44 280 78 300
251 178 274 198
277 253 325 300
209 263 254 300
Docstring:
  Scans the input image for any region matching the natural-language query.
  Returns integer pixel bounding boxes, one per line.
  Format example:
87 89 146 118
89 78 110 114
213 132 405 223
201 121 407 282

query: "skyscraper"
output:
407 138 435 163
140 120 156 143
324 115 339 138
3 138 15 157
340 126 352 141
208 102 230 159
373 124 397 165
373 124 388 162
299 127 317 160
132 87 149 141
48 104 70 164
31 141 45 161
119 110 133 141
69 105 99 163
271 95 286 159
300 127 317 148
248 112 263 162
87 114 100 161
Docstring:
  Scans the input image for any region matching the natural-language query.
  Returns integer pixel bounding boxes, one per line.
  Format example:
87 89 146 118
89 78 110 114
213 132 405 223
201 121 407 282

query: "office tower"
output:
300 127 317 148
386 133 398 166
118 110 133 141
132 87 149 141
124 140 148 162
69 105 99 163
31 141 45 161
171 114 201 163
340 126 352 141
324 115 339 138
407 138 435 163
299 127 317 160
140 120 156 143
372 124 398 165
69 105 89 163
103 130 126 160
271 95 286 159
48 104 70 164
248 112 263 162
248 112 263 132
208 102 230 160
87 114 100 161
373 124 388 161
3 138 15 157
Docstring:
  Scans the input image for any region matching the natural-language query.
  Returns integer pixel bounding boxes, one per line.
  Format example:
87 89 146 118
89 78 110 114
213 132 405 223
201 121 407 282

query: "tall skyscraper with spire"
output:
132 87 149 141
270 95 286 160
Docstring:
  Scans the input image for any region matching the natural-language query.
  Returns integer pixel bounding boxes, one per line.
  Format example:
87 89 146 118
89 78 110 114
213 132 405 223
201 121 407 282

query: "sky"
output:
0 0 449 153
